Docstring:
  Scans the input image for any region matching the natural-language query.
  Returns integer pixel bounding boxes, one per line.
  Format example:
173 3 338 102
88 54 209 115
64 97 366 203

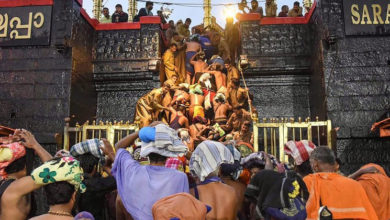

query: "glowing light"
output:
223 4 238 19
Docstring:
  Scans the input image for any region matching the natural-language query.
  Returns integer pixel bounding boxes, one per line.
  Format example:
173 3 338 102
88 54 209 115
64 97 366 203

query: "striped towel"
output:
140 124 188 158
70 139 105 165
284 140 316 165
189 140 234 181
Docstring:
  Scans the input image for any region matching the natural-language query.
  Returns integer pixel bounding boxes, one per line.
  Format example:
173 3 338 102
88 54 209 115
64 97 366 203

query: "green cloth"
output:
31 157 86 193
99 16 111 23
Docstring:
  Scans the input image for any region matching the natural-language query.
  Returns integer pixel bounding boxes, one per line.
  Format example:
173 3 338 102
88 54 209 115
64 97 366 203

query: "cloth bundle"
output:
70 139 105 165
245 170 308 220
152 193 209 220
190 140 234 181
140 124 188 158
165 158 184 172
284 140 316 165
0 142 26 179
31 156 86 193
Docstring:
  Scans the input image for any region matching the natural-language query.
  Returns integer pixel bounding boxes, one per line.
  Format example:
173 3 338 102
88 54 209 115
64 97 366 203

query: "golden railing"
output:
253 116 332 162
63 119 139 150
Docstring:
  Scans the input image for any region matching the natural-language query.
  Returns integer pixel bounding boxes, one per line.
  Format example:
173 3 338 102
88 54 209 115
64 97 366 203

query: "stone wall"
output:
0 0 75 144
240 22 312 118
311 0 390 174
93 25 162 122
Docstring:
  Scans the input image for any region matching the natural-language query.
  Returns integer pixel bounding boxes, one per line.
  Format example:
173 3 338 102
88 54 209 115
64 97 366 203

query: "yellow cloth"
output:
227 66 240 86
135 88 165 126
193 106 204 118
163 49 176 80
99 16 111 23
304 172 378 220
31 156 86 193
176 24 190 38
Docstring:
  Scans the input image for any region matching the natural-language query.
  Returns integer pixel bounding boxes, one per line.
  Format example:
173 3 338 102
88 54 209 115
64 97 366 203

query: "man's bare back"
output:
221 178 246 215
213 102 231 124
190 93 205 106
190 182 237 220
193 60 209 73
186 41 201 52
209 71 226 91
189 123 208 143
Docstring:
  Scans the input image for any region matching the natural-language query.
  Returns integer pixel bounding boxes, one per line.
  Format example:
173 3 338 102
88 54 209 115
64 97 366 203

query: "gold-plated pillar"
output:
203 0 211 28
128 0 137 21
93 0 102 19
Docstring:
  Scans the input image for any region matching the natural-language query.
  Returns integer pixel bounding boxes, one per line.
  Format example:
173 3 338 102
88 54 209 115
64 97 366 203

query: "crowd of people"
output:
239 0 306 18
0 123 389 220
99 0 309 25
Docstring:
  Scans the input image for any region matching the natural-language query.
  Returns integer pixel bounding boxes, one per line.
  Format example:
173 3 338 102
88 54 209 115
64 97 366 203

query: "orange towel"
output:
304 172 378 220
357 164 390 220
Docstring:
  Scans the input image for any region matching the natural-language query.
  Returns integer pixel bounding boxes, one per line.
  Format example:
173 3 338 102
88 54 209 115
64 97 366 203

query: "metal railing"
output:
63 120 139 150
253 116 332 162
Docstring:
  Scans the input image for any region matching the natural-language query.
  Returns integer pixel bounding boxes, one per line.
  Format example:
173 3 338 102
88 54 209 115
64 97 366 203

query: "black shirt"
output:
78 176 117 220
112 12 128 23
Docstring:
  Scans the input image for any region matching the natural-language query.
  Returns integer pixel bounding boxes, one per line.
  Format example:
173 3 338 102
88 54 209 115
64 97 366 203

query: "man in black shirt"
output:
112 4 128 23
133 1 153 22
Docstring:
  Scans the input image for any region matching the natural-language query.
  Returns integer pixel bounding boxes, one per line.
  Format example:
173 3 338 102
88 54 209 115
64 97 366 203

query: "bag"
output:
318 198 333 220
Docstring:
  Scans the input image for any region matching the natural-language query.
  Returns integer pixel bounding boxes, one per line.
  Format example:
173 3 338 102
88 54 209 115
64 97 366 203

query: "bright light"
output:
223 4 238 20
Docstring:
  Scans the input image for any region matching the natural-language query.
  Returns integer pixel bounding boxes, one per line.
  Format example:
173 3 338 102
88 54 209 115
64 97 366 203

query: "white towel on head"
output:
140 124 188 158
189 140 234 181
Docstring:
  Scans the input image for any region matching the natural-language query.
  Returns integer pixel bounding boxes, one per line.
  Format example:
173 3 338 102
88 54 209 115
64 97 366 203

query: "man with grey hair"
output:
304 146 378 220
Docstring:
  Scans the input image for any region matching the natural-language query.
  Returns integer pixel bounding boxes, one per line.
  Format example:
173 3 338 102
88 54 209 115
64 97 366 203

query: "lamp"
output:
223 4 238 20
239 54 249 70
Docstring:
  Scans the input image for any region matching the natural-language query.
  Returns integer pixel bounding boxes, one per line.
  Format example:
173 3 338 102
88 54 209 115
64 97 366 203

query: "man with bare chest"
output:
185 36 202 84
189 116 208 147
190 51 209 84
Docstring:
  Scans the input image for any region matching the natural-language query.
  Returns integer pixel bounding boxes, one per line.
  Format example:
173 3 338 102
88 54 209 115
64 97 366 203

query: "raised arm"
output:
17 129 52 162
114 131 139 152
190 52 199 66
1 176 41 219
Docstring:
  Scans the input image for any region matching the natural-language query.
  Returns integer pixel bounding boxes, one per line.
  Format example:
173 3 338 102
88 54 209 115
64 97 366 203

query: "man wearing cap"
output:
105 122 189 220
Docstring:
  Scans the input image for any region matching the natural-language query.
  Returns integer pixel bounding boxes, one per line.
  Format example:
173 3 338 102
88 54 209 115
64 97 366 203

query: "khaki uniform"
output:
265 2 277 17
135 88 165 127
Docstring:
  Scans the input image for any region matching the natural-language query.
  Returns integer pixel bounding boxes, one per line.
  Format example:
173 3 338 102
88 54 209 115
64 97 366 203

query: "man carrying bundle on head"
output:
104 122 189 220
0 129 52 219
1 156 85 219
70 139 117 219
189 140 238 220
